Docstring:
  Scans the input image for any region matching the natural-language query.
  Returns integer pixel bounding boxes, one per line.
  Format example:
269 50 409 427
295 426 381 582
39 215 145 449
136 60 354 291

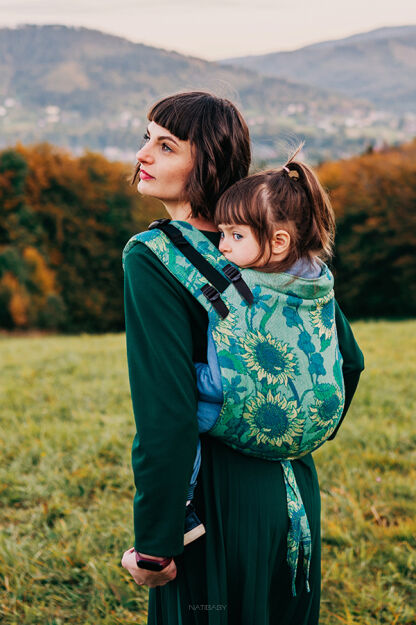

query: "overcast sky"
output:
1 0 415 59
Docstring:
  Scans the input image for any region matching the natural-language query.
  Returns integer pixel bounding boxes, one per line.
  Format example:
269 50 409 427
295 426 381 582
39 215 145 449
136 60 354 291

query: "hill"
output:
0 24 406 164
222 26 416 115
0 24 355 115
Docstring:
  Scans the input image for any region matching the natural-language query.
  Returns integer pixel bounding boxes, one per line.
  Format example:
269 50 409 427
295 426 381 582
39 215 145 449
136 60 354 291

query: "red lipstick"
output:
140 168 154 180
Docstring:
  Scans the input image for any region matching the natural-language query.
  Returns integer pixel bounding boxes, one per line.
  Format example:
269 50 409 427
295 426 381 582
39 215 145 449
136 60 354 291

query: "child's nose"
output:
219 239 230 253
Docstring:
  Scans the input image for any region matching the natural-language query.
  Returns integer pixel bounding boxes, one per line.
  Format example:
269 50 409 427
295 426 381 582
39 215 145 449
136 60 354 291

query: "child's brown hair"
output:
214 145 335 273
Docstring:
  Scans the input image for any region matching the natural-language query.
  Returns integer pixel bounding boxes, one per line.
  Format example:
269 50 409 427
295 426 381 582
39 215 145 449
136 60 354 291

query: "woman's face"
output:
135 121 194 204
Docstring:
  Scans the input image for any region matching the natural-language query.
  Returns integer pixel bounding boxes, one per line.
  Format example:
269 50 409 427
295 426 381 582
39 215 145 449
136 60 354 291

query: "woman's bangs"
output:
148 102 187 141
148 94 207 142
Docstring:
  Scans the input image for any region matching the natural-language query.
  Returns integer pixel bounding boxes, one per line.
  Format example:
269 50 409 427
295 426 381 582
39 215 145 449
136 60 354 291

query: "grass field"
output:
0 321 415 624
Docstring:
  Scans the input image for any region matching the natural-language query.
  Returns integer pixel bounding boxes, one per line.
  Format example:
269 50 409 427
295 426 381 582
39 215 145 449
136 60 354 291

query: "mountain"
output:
222 26 416 114
0 25 411 164
0 24 362 113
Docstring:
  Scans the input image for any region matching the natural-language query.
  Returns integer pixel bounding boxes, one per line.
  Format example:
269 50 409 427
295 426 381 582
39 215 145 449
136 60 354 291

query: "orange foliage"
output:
0 142 155 331
0 272 29 327
318 139 416 317
23 247 57 294
1 138 413 329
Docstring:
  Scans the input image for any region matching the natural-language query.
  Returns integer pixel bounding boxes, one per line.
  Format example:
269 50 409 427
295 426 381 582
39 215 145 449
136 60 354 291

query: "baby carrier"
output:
123 219 345 595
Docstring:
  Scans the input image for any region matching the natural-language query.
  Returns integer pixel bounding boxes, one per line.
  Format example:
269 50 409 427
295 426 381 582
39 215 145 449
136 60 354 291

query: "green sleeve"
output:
329 300 365 439
124 243 200 557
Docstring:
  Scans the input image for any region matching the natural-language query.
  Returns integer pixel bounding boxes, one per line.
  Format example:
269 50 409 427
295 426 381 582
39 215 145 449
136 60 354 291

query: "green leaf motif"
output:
218 351 246 374
320 336 331 352
333 359 343 388
259 297 280 334
313 383 336 401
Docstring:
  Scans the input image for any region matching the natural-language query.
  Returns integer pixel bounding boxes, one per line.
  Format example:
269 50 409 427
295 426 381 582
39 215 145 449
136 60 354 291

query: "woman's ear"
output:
270 229 291 258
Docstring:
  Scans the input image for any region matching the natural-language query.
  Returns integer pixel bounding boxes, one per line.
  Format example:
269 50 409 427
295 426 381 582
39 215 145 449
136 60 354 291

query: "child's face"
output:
218 224 263 268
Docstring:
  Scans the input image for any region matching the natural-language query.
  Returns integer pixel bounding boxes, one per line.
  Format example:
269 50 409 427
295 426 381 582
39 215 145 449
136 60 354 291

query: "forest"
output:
0 140 415 331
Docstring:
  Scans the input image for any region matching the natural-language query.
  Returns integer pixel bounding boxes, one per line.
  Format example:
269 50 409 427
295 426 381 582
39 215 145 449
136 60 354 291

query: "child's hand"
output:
121 547 177 588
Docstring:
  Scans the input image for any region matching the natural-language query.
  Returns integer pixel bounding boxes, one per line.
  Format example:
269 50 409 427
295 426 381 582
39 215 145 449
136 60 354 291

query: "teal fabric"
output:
123 220 345 461
123 220 345 594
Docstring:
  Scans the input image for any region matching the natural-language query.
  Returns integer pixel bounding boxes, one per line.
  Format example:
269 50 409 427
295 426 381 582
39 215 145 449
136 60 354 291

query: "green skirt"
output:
148 435 321 625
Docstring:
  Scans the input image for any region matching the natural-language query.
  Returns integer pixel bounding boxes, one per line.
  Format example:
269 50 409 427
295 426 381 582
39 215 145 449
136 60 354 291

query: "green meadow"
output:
0 321 415 624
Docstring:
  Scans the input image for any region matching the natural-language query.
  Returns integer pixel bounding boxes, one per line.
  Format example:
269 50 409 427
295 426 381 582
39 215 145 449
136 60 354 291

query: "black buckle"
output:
148 218 171 230
223 264 241 282
201 284 220 302
201 284 229 319
148 219 187 247
222 264 254 305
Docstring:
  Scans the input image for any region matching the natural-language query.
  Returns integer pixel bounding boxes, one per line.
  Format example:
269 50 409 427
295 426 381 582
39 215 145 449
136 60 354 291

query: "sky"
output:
0 0 415 60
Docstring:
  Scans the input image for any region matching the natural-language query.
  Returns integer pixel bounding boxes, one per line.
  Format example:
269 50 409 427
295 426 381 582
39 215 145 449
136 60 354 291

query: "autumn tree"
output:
319 140 416 318
0 143 162 331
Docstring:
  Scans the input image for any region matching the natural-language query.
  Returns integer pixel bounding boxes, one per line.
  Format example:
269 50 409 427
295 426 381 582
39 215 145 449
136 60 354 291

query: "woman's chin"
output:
137 180 155 195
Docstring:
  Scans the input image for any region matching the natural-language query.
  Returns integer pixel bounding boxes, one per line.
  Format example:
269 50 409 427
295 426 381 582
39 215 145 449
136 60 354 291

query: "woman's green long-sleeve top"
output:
124 230 364 624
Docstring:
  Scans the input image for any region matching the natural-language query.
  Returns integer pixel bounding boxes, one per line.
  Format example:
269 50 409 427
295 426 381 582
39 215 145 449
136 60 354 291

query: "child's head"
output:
215 148 335 272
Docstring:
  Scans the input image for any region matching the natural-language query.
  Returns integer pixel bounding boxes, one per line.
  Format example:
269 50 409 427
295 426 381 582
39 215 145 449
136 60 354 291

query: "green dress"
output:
124 230 364 625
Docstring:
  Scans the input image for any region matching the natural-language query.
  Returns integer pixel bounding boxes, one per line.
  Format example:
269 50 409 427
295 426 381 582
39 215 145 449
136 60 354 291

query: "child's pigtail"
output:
283 148 335 261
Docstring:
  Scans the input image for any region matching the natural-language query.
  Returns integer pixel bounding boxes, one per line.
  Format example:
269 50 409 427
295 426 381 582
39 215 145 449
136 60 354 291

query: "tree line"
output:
0 141 415 331
319 141 416 319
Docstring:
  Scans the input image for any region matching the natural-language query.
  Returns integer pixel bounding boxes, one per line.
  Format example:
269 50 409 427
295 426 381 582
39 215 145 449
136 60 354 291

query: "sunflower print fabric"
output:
123 220 345 595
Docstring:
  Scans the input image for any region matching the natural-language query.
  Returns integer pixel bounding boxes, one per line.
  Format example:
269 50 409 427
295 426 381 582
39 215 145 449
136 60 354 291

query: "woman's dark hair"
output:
132 91 251 220
215 145 335 273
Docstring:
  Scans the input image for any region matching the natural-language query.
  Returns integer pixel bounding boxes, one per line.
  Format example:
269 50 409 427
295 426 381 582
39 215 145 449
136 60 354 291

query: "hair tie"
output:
283 166 290 173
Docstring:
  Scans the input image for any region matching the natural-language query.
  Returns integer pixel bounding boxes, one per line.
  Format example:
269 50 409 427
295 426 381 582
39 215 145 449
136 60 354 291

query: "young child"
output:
184 151 337 544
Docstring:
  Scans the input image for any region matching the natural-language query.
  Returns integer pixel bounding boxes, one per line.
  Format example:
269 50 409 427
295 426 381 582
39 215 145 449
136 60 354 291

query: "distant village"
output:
1 95 416 165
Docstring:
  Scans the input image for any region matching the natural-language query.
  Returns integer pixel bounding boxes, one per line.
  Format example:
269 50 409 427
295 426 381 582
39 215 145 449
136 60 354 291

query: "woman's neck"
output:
163 201 218 232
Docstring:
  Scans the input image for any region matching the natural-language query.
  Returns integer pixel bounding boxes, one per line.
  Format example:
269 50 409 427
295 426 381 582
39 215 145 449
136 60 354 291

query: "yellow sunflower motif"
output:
309 292 335 340
211 309 239 347
309 388 343 429
199 250 223 265
244 390 303 449
147 236 170 262
238 330 297 385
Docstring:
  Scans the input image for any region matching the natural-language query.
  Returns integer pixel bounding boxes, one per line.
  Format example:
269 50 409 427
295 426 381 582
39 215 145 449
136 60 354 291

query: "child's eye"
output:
233 233 243 240
219 231 225 239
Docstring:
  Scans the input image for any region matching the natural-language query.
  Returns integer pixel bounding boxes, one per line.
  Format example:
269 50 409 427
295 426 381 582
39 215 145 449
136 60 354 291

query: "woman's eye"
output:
162 143 172 152
140 133 150 148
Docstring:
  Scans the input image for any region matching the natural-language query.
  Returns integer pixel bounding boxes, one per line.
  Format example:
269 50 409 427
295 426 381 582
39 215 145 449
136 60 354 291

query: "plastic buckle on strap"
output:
148 218 171 230
201 284 229 319
201 284 219 300
223 264 241 282
148 219 187 247
223 264 254 305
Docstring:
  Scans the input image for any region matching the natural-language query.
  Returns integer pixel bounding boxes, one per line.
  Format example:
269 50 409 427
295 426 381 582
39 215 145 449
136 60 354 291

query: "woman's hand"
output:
121 547 177 588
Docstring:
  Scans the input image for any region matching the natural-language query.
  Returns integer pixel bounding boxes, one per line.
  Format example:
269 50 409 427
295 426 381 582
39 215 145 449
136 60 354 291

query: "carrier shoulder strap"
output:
123 219 253 318
149 219 254 306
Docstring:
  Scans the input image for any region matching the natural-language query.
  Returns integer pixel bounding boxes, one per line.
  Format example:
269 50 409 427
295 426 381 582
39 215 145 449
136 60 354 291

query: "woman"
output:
121 92 364 624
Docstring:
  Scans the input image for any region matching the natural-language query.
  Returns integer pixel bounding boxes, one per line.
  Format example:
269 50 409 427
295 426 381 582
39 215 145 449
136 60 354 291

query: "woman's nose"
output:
136 144 153 164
